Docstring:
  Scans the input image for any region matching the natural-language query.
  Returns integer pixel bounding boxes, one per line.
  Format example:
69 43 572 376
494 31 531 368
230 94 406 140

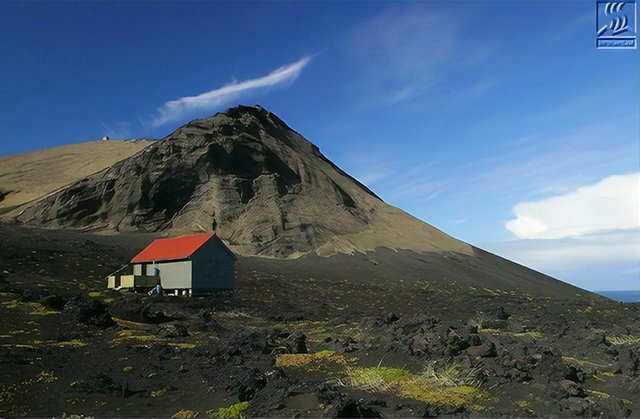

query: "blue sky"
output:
1 1 638 290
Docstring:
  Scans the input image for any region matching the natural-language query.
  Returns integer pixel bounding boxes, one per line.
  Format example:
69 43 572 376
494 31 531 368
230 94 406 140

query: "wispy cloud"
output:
457 117 640 204
345 6 493 106
101 121 131 139
148 56 312 127
346 7 454 105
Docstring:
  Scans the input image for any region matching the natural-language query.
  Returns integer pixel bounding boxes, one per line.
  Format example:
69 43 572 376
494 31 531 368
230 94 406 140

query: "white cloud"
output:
149 56 311 127
490 173 640 290
494 230 640 270
506 173 640 239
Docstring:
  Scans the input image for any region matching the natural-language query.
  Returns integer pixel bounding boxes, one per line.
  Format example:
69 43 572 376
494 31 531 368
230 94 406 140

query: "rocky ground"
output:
0 225 639 417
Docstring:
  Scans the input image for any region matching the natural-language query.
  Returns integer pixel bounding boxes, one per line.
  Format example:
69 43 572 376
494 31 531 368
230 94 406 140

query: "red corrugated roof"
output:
131 232 215 263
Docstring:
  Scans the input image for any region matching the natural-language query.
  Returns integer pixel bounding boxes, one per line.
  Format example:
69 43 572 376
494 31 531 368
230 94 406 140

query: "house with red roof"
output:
107 232 236 295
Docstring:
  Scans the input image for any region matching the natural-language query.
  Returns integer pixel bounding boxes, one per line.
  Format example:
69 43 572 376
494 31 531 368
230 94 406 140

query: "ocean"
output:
597 290 640 303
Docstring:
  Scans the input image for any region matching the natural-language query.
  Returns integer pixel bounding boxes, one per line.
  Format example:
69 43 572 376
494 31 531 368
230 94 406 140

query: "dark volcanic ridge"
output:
10 105 471 259
2 105 588 299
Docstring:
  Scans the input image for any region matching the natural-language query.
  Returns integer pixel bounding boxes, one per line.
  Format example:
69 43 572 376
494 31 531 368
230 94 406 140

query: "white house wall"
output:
156 260 192 289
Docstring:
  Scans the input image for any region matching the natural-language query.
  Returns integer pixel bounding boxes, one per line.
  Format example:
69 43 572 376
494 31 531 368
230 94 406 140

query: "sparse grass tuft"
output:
275 350 350 376
347 361 484 410
418 361 482 388
511 331 542 339
562 356 606 371
276 353 487 411
33 371 58 383
586 389 610 399
168 342 197 349
112 330 159 345
398 381 480 409
172 409 199 419
29 309 60 316
478 328 500 333
608 335 640 346
468 312 491 330
515 400 530 408
55 340 86 348
151 386 171 398
1 299 59 315
208 401 249 419
348 366 412 392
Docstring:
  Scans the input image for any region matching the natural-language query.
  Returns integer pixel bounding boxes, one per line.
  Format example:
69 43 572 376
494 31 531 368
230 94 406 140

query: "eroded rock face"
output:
17 106 378 257
15 105 472 258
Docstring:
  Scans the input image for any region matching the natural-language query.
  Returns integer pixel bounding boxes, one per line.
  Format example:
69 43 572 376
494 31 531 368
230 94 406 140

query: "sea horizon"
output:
596 290 640 303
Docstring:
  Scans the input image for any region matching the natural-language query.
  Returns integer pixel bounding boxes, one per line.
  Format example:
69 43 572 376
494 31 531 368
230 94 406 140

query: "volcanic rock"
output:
12 105 471 259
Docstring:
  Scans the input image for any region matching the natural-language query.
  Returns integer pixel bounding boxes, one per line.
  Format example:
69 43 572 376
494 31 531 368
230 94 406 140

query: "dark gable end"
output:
209 235 237 261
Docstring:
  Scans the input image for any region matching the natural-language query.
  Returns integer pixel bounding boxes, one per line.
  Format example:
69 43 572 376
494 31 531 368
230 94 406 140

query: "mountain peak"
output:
189 104 286 131
11 106 469 259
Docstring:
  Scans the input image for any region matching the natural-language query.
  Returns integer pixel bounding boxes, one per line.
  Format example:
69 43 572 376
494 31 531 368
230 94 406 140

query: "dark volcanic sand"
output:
0 225 639 417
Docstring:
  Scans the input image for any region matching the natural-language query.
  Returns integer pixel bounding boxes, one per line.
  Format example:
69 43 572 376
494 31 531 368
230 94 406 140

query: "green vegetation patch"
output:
352 362 484 410
397 381 480 409
275 350 351 377
208 401 249 419
276 351 487 411
349 366 412 392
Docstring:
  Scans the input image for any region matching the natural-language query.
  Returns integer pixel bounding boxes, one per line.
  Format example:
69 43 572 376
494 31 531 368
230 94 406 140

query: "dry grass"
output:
54 340 87 348
468 312 491 330
346 362 483 409
172 409 199 419
275 350 350 377
112 329 159 345
608 335 640 346
562 356 609 372
168 342 197 349
418 361 482 388
151 386 172 398
348 366 412 392
276 351 486 411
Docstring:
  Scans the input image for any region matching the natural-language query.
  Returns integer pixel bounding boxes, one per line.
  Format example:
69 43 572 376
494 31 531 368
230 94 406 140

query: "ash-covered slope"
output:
0 140 154 214
14 105 471 258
